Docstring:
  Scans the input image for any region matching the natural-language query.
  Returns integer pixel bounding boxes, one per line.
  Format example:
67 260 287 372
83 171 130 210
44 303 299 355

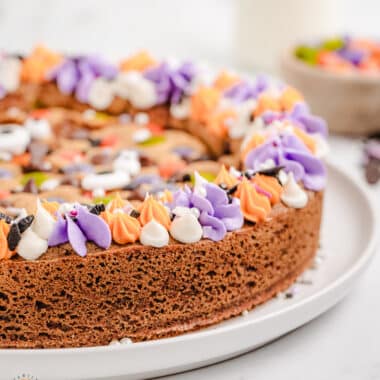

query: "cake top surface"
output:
0 45 328 262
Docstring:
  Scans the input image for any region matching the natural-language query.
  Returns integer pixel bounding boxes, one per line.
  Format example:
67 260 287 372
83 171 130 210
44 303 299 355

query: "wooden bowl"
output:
280 48 380 135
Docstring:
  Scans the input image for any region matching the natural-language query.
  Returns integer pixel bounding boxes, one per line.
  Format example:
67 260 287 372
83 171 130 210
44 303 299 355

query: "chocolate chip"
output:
17 215 34 233
89 204 105 215
139 154 154 167
23 178 38 194
182 173 191 182
0 213 12 224
7 224 21 250
226 184 238 195
130 209 140 218
89 138 101 147
256 165 284 177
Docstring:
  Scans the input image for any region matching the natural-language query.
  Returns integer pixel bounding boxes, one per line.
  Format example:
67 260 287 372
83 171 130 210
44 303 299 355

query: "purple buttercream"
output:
244 133 326 191
169 183 244 241
47 55 118 102
261 103 328 137
224 75 269 103
48 204 111 256
143 62 196 104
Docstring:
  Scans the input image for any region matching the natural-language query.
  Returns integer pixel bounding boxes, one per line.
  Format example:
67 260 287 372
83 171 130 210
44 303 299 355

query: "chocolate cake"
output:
0 46 328 348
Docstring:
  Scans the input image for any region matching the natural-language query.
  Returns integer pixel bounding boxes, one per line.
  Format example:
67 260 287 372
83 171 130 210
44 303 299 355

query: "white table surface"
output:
0 1 379 379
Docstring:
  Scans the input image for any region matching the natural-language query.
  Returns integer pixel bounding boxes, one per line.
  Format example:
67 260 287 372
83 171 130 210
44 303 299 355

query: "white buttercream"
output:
81 171 130 191
88 77 114 110
17 228 48 261
24 118 52 140
193 171 208 197
278 169 288 186
0 57 21 93
32 199 56 240
280 172 308 208
257 158 276 171
58 202 75 215
113 150 141 176
227 99 257 139
170 209 203 243
170 98 190 120
140 219 169 248
114 71 157 109
0 124 30 155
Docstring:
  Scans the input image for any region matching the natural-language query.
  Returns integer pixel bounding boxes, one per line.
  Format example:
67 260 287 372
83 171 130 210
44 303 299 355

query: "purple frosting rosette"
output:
224 75 269 104
48 204 111 257
143 61 197 104
47 55 118 103
169 183 243 241
245 133 326 191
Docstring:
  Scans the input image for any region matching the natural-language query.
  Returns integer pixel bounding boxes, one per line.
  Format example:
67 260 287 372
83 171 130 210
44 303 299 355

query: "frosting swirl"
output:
235 177 271 223
139 195 171 229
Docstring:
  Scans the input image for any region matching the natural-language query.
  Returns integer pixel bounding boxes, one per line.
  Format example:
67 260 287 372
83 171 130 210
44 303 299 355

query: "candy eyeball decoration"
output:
140 219 169 248
87 77 115 110
170 207 203 243
0 124 31 155
113 149 141 176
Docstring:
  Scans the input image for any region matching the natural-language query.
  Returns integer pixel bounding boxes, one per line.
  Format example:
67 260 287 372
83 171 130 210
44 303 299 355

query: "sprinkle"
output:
137 135 166 147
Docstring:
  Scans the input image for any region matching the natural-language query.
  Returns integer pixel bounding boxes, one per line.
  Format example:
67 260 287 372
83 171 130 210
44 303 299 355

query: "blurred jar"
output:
235 0 343 73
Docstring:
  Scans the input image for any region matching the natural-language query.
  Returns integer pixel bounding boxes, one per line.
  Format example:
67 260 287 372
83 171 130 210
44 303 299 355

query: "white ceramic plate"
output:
2 162 377 380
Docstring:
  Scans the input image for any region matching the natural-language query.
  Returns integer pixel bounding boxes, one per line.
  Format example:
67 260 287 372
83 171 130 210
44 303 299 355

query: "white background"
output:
0 1 379 379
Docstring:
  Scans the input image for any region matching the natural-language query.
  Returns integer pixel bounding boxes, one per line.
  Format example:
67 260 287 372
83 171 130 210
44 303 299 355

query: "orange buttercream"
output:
235 177 271 223
207 108 236 137
190 86 221 124
138 195 171 229
253 94 281 117
241 133 266 161
107 193 129 213
0 220 14 260
213 71 240 91
42 200 60 216
252 174 283 205
292 127 316 154
214 165 239 188
102 211 141 244
120 51 157 72
280 87 304 111
21 45 62 83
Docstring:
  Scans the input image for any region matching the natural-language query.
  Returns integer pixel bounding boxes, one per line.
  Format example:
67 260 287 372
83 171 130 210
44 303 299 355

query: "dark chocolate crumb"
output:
89 204 106 215
130 210 140 218
17 215 34 234
0 213 12 224
7 224 21 251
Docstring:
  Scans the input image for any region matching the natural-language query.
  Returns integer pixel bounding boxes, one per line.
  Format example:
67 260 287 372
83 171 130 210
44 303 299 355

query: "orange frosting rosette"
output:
42 200 60 216
0 220 15 260
190 86 221 125
101 211 141 245
138 195 171 229
241 133 266 161
252 175 283 205
21 45 62 83
279 87 304 111
253 94 281 117
107 193 130 213
214 165 239 188
213 71 240 91
207 108 236 138
120 51 157 72
235 177 271 223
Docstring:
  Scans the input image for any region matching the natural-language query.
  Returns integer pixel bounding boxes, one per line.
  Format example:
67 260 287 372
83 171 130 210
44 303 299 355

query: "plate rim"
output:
1 160 378 357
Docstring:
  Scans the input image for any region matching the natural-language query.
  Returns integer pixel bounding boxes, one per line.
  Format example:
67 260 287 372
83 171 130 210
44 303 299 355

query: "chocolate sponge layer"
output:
0 192 322 349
